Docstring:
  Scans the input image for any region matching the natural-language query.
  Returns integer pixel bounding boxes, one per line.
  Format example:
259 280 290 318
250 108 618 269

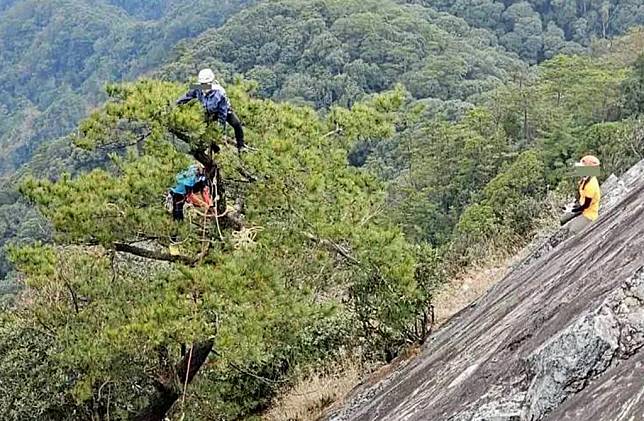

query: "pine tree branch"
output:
301 231 361 266
236 165 259 182
285 199 361 266
168 128 217 173
62 277 80 314
113 242 194 265
95 129 151 151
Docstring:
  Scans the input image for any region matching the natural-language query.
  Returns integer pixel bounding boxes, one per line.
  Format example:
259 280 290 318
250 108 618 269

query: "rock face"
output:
326 161 644 421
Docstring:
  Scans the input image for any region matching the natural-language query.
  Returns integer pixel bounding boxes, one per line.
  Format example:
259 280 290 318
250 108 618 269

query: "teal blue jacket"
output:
170 165 206 195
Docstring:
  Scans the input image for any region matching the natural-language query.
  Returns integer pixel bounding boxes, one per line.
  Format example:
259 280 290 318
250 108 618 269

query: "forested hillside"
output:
424 0 644 62
367 29 644 254
0 0 253 175
163 0 643 256
162 0 526 108
162 0 643 108
2 0 642 175
0 32 641 420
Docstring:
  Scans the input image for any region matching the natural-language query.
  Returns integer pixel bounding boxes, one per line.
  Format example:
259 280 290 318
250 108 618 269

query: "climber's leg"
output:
226 111 245 150
172 192 186 222
567 214 592 234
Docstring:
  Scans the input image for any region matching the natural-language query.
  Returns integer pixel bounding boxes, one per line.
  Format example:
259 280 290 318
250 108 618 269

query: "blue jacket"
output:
170 164 207 195
176 83 231 123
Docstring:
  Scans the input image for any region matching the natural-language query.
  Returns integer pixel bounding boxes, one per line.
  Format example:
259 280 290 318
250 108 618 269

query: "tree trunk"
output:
168 128 231 227
133 340 214 421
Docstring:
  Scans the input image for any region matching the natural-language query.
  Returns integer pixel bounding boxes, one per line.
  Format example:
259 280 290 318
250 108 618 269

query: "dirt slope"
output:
326 161 644 421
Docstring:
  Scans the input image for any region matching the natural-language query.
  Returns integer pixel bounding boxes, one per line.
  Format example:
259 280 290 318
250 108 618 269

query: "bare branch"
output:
236 166 259 182
321 127 343 138
113 242 195 266
62 278 80 314
301 231 361 266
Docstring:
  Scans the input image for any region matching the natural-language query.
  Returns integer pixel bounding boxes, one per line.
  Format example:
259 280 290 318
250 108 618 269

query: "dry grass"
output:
263 247 539 421
263 358 364 421
433 260 512 327
262 262 514 421
264 346 425 421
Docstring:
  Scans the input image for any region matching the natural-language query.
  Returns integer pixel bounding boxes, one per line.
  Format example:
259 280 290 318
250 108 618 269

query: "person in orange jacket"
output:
561 155 602 234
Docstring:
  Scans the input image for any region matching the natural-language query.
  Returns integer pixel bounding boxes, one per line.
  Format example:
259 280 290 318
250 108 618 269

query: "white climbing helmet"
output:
198 68 216 84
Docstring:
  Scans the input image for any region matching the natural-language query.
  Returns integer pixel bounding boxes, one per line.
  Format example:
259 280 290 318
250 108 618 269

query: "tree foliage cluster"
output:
366 31 644 266
161 0 527 109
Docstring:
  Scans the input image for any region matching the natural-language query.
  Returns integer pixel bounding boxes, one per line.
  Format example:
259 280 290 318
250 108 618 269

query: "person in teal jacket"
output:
169 163 210 221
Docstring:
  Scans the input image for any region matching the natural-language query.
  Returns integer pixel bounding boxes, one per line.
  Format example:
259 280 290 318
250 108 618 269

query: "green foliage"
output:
425 0 644 63
538 54 626 124
161 0 526 108
454 204 500 248
621 53 644 117
366 33 643 268
0 4 642 419
481 151 548 235
0 316 82 421
576 119 644 177
374 107 509 245
451 151 547 264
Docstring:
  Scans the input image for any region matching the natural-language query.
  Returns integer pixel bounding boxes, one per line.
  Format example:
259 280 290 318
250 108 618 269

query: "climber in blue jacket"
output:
176 68 246 152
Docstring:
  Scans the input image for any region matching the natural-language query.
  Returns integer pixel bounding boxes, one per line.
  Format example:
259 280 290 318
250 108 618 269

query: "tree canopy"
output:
161 0 527 108
0 79 440 420
422 0 644 62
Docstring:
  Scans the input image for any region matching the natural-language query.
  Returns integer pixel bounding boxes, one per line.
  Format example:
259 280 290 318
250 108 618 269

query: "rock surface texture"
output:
326 160 644 421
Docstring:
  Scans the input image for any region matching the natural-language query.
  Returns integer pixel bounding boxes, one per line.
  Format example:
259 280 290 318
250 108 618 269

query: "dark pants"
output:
560 212 593 234
171 192 186 221
226 111 244 149
568 214 592 234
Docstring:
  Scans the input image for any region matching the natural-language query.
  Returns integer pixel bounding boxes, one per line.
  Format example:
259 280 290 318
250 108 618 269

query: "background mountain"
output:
160 0 644 107
3 0 643 178
161 0 527 108
0 0 254 176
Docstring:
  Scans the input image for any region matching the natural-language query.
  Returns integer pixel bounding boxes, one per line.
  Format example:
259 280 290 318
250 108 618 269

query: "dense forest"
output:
2 0 642 176
162 0 644 107
161 0 526 108
425 0 644 62
0 0 642 419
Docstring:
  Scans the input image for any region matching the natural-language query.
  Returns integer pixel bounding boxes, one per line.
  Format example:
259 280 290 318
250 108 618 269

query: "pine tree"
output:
3 79 429 419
